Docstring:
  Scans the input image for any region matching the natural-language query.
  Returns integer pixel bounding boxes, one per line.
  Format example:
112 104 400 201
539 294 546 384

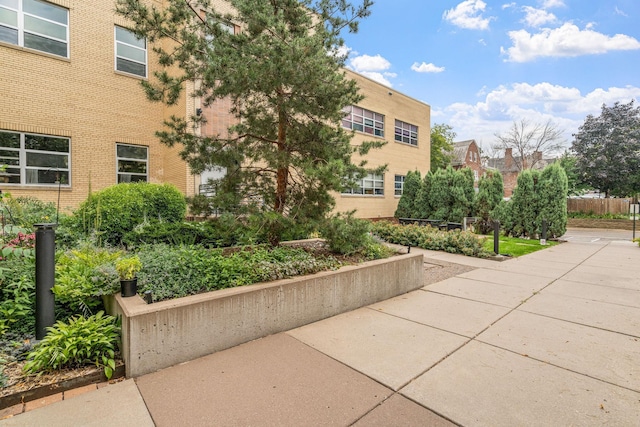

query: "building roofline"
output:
343 68 431 108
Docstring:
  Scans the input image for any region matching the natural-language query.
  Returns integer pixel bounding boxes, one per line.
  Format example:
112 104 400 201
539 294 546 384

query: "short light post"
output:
493 220 500 255
540 219 547 246
35 223 57 340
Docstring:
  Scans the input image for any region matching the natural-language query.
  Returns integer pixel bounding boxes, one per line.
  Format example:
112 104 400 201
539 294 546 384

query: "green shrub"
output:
136 244 343 302
538 163 568 238
475 171 504 234
0 255 36 336
320 213 371 255
394 170 421 218
23 311 119 380
0 194 58 229
371 221 490 258
70 182 187 246
53 246 123 315
123 221 208 248
567 211 628 219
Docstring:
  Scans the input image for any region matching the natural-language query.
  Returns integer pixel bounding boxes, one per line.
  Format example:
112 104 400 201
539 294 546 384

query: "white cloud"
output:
349 54 390 72
522 6 557 27
503 23 640 62
502 2 516 10
478 38 487 46
615 7 628 17
443 0 494 31
541 0 564 8
438 83 640 144
346 54 395 87
411 62 445 73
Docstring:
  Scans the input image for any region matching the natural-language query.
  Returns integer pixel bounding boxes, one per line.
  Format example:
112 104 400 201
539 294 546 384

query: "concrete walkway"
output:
2 234 639 426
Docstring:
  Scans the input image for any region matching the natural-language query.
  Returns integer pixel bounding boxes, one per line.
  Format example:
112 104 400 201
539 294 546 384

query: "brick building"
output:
486 148 556 197
0 0 430 219
451 139 483 187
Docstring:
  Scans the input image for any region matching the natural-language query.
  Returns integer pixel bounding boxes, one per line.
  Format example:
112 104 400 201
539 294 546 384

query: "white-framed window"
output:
116 143 148 183
342 106 384 137
0 130 70 186
394 120 418 146
394 174 405 196
115 25 147 77
0 0 69 57
342 173 384 196
474 170 479 181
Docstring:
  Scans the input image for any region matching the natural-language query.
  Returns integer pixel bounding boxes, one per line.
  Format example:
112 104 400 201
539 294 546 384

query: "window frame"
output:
114 25 147 78
342 173 384 196
116 143 148 183
0 0 69 58
394 120 418 146
0 129 71 187
342 106 384 138
394 174 405 196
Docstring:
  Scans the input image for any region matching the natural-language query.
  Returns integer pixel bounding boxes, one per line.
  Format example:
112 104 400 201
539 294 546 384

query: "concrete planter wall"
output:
106 252 423 377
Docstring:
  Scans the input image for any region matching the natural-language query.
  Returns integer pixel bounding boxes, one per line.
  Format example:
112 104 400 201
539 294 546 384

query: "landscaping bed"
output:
109 250 423 377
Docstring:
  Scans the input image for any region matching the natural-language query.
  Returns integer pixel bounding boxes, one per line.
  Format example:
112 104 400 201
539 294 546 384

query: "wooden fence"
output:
567 198 631 215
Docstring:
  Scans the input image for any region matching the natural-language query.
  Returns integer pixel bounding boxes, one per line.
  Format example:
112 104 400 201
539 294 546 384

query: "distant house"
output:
452 140 483 187
486 148 556 197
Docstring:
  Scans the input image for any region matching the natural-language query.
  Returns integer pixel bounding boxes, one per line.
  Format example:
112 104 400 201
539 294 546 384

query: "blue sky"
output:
341 0 640 152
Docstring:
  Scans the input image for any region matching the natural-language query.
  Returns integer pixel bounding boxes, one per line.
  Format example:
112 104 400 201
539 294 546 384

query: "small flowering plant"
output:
1 232 36 259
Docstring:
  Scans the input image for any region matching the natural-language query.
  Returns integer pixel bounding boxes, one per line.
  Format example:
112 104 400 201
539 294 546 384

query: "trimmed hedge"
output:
68 183 186 246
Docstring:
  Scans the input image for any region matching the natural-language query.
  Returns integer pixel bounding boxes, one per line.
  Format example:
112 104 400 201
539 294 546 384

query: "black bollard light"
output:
35 223 57 340
540 219 548 246
493 220 500 255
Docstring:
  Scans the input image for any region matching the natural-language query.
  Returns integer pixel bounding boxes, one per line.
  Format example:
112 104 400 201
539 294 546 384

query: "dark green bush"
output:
23 311 119 379
320 213 371 255
394 170 421 218
475 170 504 234
69 182 186 246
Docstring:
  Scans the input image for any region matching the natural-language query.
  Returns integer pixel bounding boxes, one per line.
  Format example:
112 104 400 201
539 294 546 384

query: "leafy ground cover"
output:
482 235 558 257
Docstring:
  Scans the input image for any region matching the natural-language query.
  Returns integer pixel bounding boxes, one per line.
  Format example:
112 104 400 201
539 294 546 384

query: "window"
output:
342 173 384 196
394 175 405 196
115 26 146 77
474 170 479 181
342 106 384 137
0 0 69 57
0 130 70 185
394 120 418 146
116 143 147 183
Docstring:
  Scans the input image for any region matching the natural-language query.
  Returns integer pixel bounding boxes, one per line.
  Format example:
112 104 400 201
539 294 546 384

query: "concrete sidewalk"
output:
2 237 639 426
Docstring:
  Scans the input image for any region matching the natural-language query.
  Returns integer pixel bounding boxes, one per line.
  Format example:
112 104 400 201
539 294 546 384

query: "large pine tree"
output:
115 0 380 243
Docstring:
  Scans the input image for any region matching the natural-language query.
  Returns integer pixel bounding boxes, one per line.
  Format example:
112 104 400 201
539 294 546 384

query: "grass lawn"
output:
482 235 559 257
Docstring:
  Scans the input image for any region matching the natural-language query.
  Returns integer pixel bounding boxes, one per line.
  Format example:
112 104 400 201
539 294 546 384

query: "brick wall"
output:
0 0 188 210
332 70 431 219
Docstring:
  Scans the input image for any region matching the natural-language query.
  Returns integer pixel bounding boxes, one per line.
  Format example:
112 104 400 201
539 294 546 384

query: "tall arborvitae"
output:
508 170 539 237
429 167 452 220
538 163 568 237
475 170 504 234
415 170 433 218
394 170 421 218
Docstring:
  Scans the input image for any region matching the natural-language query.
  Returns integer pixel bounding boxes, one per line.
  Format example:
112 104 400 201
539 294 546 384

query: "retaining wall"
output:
567 218 635 231
107 252 424 377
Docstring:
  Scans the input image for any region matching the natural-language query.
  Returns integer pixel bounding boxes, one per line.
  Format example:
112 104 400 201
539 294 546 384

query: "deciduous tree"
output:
571 101 640 197
493 119 564 171
430 123 455 171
